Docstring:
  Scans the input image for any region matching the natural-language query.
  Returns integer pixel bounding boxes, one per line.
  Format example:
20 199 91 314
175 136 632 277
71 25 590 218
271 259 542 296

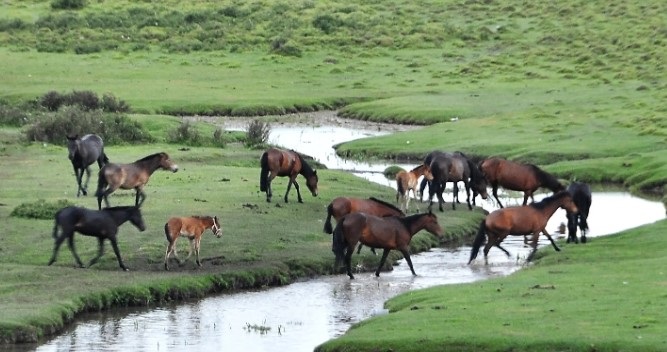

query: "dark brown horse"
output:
468 191 578 264
395 164 433 212
96 152 179 209
565 181 592 244
479 157 564 208
67 134 109 197
323 196 405 254
164 215 223 270
259 147 318 203
48 205 146 271
425 151 488 212
332 212 444 279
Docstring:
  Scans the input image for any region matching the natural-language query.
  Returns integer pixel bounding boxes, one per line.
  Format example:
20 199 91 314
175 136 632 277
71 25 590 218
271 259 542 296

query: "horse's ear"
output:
66 134 77 140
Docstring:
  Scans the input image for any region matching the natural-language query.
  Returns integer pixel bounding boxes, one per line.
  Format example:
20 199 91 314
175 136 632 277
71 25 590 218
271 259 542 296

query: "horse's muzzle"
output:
171 165 179 172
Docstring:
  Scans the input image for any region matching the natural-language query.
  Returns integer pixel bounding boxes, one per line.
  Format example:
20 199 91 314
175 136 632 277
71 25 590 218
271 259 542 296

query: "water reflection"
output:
26 118 665 352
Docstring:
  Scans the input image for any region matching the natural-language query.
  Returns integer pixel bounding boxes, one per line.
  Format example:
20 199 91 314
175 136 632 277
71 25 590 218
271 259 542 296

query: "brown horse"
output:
479 157 564 208
468 191 578 265
96 152 179 209
323 196 405 254
259 147 318 203
164 215 223 270
395 164 433 212
332 212 444 279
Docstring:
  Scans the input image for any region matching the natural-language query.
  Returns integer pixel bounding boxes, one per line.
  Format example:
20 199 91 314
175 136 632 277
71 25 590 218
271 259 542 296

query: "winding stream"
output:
23 115 666 352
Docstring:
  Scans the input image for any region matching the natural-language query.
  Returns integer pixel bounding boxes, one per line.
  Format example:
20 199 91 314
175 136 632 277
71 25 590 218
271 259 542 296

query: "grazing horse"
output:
323 196 405 254
468 191 578 265
259 147 318 203
566 181 592 244
479 157 564 208
67 134 109 197
164 215 223 270
96 152 179 209
332 211 444 279
395 164 433 212
48 205 146 271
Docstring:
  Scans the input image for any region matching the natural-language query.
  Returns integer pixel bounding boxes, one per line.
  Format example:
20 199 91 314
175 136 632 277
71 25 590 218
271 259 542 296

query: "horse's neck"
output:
138 158 161 173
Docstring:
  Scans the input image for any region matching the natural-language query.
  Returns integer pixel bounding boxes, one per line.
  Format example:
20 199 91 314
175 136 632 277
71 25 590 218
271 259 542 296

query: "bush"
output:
270 38 302 57
40 91 66 111
66 90 100 110
51 0 86 10
11 199 74 220
245 119 271 147
0 101 40 126
100 93 130 113
167 121 202 145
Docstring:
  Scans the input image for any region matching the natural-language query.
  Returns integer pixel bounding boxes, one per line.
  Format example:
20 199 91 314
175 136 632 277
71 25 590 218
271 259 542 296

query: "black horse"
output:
67 134 109 197
422 151 488 211
48 206 146 271
565 181 592 243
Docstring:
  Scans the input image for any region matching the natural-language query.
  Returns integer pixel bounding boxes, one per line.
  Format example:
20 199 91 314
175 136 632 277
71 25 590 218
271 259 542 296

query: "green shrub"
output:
167 121 202 145
66 90 100 110
11 199 74 220
270 38 302 57
40 91 65 111
51 0 86 10
100 93 131 113
245 119 271 147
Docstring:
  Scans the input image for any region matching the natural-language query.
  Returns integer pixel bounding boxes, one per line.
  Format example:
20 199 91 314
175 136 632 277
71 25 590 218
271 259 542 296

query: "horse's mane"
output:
528 164 563 192
368 197 404 215
410 164 426 173
529 191 569 210
293 150 316 177
136 152 165 162
398 212 433 228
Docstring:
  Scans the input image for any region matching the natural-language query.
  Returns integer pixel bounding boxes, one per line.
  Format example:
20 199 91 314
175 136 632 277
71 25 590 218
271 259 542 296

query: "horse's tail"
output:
332 218 347 268
259 152 269 192
468 220 487 264
101 151 109 165
323 202 334 234
164 222 171 243
95 166 108 197
396 176 406 202
51 210 61 239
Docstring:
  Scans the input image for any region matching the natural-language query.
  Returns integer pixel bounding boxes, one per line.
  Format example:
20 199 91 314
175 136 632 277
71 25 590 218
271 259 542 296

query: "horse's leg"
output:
435 183 446 212
345 245 355 279
464 182 473 210
135 187 146 207
400 249 417 276
109 237 129 271
266 174 275 202
375 249 391 277
292 179 304 203
164 239 177 270
73 165 84 197
87 237 105 268
491 183 504 208
194 236 202 267
522 191 531 206
541 229 561 252
183 238 194 265
81 166 91 196
419 178 429 202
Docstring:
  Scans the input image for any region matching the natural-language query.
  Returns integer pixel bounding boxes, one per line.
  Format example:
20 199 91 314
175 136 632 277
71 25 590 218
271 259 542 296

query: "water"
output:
25 115 666 352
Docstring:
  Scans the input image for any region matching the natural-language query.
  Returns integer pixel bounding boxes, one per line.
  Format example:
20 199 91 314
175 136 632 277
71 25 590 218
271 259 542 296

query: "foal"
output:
164 215 223 270
395 164 433 212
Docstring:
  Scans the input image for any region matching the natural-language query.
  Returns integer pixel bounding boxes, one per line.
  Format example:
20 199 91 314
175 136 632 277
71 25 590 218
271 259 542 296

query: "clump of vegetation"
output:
0 100 42 126
383 165 405 179
11 199 74 220
39 90 130 113
167 121 202 145
245 119 271 148
25 105 153 144
50 0 86 10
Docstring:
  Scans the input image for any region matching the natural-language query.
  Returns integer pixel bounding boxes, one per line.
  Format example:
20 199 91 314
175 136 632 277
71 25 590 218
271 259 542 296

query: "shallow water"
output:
22 118 666 352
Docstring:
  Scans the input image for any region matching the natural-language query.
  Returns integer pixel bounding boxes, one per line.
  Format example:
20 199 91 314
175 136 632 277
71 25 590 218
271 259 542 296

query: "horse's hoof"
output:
82 190 87 196
123 268 130 272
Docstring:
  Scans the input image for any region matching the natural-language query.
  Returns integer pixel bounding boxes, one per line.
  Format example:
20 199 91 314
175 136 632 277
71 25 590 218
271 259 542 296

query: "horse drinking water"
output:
565 181 592 244
479 157 564 208
259 147 318 203
67 134 109 197
468 191 578 265
332 211 444 279
48 205 146 271
395 164 433 212
96 152 179 209
164 215 223 270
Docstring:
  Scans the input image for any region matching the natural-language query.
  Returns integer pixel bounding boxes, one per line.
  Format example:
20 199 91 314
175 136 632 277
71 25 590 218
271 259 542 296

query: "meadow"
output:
1 0 666 350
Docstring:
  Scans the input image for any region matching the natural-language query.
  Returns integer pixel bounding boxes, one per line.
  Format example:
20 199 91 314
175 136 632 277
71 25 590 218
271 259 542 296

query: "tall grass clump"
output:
51 0 86 10
39 90 130 113
167 120 202 146
245 119 271 148
10 199 74 220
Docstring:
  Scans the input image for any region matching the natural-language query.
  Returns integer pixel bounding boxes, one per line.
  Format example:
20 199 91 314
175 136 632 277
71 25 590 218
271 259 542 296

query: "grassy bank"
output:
0 134 485 344
316 219 667 352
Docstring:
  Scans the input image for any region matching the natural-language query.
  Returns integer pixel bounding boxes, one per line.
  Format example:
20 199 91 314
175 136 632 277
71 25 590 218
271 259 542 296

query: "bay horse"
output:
565 181 592 244
164 215 223 270
332 211 444 279
259 147 318 203
96 152 179 209
479 157 564 208
67 134 109 197
468 190 578 265
395 164 433 212
48 205 146 271
323 196 405 254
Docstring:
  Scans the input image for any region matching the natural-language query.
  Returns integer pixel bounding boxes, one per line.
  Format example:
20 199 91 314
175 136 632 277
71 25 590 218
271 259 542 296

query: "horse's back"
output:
567 182 592 211
263 147 298 176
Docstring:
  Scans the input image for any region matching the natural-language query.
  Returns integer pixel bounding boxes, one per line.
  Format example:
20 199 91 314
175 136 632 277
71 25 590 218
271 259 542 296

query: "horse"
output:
67 134 109 197
427 152 488 211
96 152 179 209
164 215 223 270
259 147 318 203
332 211 444 279
468 190 578 265
48 205 146 271
395 164 433 212
479 157 564 208
323 196 405 254
565 181 592 244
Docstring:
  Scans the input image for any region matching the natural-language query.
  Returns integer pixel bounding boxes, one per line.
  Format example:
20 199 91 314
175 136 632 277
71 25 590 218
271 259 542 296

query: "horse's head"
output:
66 135 80 161
306 170 318 197
473 177 489 200
559 192 579 214
212 216 223 238
159 153 179 173
424 212 445 239
129 207 147 232
422 165 434 181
